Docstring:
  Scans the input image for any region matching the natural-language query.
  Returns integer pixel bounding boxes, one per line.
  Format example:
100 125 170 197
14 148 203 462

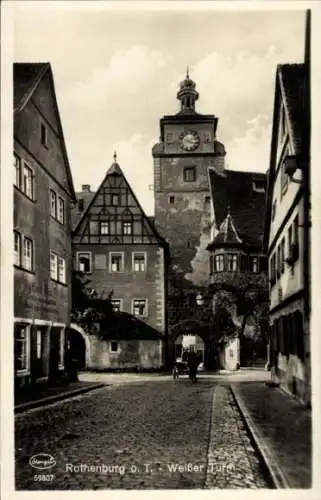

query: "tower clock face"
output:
179 130 200 152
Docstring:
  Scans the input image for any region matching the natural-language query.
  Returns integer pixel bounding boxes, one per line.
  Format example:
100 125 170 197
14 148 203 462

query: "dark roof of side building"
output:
13 62 76 201
278 63 306 155
208 168 267 248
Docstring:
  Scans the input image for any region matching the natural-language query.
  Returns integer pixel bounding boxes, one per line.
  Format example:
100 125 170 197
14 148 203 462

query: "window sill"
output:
50 278 68 287
15 370 30 377
14 185 35 203
14 264 35 275
50 214 65 226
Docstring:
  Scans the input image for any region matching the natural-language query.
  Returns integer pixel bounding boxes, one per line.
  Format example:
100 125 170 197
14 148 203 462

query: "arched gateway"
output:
66 323 91 369
167 319 217 370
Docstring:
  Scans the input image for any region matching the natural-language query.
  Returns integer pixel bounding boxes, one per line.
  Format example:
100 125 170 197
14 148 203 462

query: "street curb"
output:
14 383 106 414
229 384 290 489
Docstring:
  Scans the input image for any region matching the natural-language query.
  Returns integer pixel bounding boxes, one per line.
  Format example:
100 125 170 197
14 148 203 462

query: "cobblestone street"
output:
15 378 270 490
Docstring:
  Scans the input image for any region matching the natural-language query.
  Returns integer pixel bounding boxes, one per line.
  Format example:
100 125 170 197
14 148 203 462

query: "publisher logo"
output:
29 454 56 470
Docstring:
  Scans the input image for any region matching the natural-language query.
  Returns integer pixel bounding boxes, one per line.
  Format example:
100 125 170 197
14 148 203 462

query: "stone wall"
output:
88 336 163 370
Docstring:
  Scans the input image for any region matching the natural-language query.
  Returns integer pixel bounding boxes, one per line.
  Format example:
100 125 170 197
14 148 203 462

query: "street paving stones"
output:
15 378 269 490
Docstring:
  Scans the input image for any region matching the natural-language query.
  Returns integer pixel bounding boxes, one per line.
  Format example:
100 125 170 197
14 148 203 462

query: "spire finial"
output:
113 151 117 163
227 205 231 216
186 65 189 79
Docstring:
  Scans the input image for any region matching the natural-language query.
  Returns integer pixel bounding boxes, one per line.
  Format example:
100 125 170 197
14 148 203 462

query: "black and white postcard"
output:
1 1 321 499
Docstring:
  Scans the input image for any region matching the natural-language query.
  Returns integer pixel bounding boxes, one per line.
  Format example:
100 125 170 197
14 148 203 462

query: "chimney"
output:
82 184 91 192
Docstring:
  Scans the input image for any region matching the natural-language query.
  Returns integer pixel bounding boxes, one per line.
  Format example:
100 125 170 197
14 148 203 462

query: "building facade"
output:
264 14 311 404
72 156 169 370
207 168 268 370
152 70 226 364
13 63 76 389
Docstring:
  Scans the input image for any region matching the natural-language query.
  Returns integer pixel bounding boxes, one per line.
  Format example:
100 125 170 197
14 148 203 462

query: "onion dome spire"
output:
176 66 199 113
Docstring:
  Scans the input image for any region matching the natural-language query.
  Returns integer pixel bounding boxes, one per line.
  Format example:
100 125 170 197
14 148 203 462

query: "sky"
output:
13 3 307 215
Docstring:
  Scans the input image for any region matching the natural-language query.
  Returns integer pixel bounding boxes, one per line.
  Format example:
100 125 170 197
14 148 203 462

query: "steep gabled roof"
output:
278 63 307 155
208 168 267 249
263 62 308 251
72 158 168 248
13 62 76 202
210 209 243 248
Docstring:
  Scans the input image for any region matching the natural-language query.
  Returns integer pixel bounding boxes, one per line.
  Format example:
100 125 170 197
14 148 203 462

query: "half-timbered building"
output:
72 154 169 370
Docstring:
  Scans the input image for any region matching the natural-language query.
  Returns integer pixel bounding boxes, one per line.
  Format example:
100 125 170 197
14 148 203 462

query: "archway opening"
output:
174 334 205 364
66 327 86 369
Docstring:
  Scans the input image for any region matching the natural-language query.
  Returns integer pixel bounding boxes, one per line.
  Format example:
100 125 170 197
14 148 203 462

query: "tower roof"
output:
176 67 199 114
211 208 243 246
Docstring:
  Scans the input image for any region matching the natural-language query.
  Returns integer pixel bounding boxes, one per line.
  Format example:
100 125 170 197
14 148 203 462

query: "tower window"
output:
169 196 175 204
183 166 196 182
167 133 173 143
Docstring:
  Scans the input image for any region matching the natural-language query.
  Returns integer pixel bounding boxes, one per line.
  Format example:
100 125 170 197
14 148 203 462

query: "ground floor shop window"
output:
14 324 29 372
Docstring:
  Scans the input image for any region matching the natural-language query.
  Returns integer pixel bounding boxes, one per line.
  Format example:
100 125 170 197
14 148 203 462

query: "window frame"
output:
50 189 57 218
14 231 21 267
50 251 58 280
250 256 259 274
227 254 238 272
109 252 124 273
77 251 92 273
132 298 148 318
214 254 225 272
122 221 133 235
23 237 33 271
183 166 196 183
100 221 110 235
58 256 66 284
40 123 48 147
22 162 34 200
111 299 123 312
109 341 120 353
111 193 120 206
57 196 65 224
14 323 30 374
14 152 21 188
132 252 147 272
